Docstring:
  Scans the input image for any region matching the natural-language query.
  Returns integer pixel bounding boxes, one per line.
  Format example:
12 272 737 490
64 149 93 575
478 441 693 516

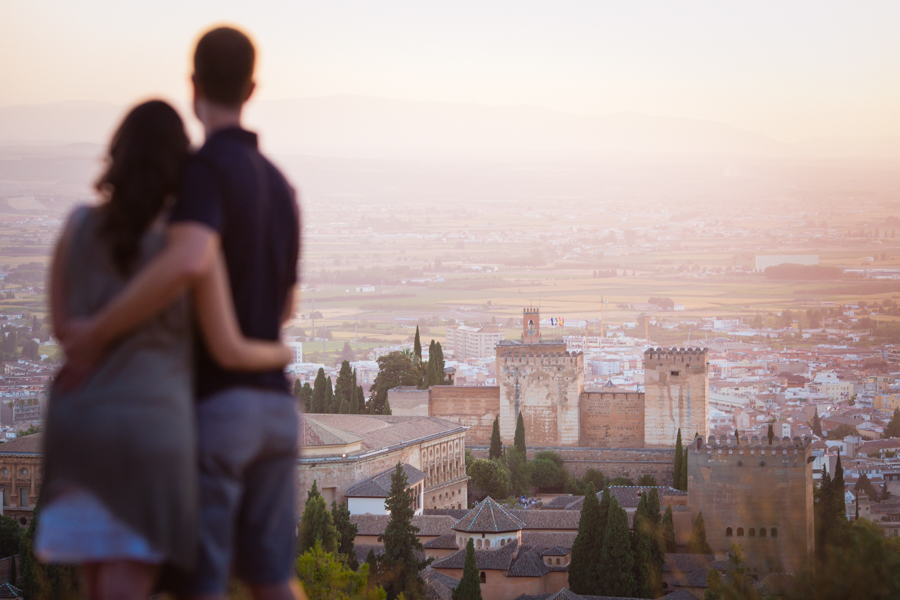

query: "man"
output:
63 27 304 600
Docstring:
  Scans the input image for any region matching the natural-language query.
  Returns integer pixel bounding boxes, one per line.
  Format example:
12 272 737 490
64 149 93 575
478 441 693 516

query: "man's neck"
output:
201 102 243 138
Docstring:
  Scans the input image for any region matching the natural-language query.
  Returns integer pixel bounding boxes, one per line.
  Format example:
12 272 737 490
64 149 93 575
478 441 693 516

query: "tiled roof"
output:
0 433 42 454
354 544 384 567
301 414 465 456
351 514 457 537
345 463 426 498
422 568 460 600
424 508 469 520
672 559 734 588
540 546 570 557
521 531 577 548
541 495 582 510
513 589 666 600
432 539 519 571
423 534 460 549
453 497 525 533
0 582 23 599
608 486 686 508
506 545 550 578
663 553 715 575
513 509 581 530
299 418 361 447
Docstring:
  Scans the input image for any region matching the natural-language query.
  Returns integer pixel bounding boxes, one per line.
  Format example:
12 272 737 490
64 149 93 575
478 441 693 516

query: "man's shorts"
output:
188 387 299 594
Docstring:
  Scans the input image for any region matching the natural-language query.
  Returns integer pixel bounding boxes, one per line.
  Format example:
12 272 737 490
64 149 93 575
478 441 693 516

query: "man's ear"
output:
244 81 256 103
191 73 204 99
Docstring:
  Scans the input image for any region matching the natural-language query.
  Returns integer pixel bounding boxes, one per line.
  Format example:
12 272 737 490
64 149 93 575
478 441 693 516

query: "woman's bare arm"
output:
49 210 83 340
194 252 292 371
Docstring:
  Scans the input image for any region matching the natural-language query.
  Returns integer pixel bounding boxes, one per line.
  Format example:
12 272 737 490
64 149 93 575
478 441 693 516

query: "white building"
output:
445 325 505 360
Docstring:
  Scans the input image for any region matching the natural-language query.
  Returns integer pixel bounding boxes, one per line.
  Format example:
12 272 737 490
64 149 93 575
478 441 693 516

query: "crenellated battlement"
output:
644 347 709 362
688 435 813 467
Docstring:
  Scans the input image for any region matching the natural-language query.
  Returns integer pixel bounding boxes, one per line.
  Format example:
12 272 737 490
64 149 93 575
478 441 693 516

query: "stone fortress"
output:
391 307 711 450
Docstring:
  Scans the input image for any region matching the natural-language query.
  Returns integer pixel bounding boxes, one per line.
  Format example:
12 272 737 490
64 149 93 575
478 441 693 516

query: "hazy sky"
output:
2 1 898 142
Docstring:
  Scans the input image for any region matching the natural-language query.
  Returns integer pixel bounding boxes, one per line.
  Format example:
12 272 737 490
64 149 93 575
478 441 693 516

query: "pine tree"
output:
686 511 712 555
312 368 328 413
452 538 483 600
489 416 503 460
673 429 683 488
379 464 429 599
599 497 636 597
514 412 526 456
299 481 339 554
414 326 422 362
568 482 602 594
662 505 677 552
331 500 359 570
679 448 688 491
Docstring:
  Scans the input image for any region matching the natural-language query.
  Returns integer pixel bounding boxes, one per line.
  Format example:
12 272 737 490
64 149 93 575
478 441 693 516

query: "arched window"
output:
556 558 561 565
500 539 505 546
737 528 744 537
485 539 491 548
771 528 778 537
476 539 482 549
480 572 486 584
749 528 756 537
760 528 767 538
726 527 733 537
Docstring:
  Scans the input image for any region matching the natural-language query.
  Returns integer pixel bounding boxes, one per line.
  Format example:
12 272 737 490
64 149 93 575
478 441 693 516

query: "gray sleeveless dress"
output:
41 206 197 571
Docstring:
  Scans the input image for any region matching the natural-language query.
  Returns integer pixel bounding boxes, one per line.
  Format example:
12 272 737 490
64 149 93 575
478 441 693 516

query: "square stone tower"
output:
643 347 709 446
687 435 815 574
522 307 541 344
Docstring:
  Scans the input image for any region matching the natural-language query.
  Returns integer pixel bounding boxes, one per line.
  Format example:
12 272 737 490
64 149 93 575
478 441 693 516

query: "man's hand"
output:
57 317 106 390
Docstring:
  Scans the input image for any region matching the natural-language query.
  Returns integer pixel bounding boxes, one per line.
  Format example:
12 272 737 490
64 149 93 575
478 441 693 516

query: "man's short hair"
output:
194 27 255 107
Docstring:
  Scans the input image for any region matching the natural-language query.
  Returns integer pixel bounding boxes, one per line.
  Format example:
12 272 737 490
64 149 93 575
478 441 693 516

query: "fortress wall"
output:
429 386 500 446
579 391 645 447
644 348 710 447
687 436 814 574
469 446 676 486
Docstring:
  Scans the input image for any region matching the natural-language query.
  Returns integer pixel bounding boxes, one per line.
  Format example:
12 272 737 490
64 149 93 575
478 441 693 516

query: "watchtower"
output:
687 435 814 574
643 347 709 446
523 307 540 344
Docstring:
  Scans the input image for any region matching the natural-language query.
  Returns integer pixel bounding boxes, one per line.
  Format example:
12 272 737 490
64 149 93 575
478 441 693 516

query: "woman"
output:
37 100 292 600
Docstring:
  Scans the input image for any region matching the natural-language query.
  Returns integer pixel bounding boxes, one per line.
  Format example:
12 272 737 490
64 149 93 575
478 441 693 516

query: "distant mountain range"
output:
1 97 897 161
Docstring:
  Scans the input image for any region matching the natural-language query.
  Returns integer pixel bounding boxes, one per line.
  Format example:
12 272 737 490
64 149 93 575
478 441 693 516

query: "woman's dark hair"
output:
95 100 189 275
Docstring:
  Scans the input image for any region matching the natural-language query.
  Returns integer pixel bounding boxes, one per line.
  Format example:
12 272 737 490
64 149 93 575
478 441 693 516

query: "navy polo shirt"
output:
170 127 300 400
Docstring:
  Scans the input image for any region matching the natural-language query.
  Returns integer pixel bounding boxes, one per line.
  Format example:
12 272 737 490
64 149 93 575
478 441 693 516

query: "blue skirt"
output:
35 488 163 565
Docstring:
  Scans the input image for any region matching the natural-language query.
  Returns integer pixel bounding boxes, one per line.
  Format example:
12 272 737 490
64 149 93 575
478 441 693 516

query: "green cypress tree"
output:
357 385 366 414
646 488 662 527
767 423 774 445
673 429 683 488
631 511 655 599
452 538 483 600
686 511 713 555
312 368 328 413
489 416 503 460
833 452 846 518
434 342 446 383
425 340 438 387
349 370 359 414
679 448 688 491
379 464 428 599
414 326 422 362
812 409 824 437
326 376 336 413
331 500 359 570
382 396 392 415
299 482 339 554
514 412 526 456
599 497 636 597
293 378 303 405
662 505 677 552
568 482 602 594
817 469 834 559
299 382 313 413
